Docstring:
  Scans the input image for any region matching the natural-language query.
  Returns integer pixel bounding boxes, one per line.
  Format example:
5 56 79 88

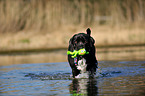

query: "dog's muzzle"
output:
77 42 85 49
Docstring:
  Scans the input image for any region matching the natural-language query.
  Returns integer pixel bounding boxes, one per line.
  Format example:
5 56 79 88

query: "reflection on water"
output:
98 76 145 95
69 78 98 96
98 46 145 61
0 50 67 66
0 46 145 66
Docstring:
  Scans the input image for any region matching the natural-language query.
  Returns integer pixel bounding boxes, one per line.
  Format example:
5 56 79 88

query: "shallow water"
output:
0 61 145 96
0 46 145 95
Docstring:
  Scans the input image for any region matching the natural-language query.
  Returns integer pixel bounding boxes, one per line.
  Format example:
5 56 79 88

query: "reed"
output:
0 0 145 33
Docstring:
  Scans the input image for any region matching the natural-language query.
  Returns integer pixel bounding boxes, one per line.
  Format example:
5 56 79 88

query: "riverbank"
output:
0 46 145 66
0 44 145 55
0 26 145 53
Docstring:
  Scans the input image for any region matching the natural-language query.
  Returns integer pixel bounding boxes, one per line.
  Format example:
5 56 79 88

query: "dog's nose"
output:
78 42 85 48
79 42 83 45
80 42 85 46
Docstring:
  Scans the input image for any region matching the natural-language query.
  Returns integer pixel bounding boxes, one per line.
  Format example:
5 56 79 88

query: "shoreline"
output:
0 44 144 55
0 26 145 54
0 45 145 66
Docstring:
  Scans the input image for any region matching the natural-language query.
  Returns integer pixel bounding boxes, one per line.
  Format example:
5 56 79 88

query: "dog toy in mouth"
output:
67 48 89 58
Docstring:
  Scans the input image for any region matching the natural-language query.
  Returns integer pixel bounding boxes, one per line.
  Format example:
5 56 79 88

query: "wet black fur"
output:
67 28 98 78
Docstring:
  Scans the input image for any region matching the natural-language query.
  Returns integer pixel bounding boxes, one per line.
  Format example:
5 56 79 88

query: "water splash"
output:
24 69 122 80
25 72 72 80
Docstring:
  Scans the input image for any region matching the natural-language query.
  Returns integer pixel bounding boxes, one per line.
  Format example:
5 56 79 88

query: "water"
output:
0 46 145 95
0 61 145 96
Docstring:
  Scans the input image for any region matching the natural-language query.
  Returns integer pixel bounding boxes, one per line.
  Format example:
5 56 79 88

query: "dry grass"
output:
0 25 144 52
0 0 145 33
0 0 145 52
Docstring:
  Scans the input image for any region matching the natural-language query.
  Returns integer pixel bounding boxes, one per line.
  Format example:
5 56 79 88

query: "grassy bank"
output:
0 25 145 53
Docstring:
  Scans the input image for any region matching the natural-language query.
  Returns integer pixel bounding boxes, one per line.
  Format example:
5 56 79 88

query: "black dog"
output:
67 28 98 78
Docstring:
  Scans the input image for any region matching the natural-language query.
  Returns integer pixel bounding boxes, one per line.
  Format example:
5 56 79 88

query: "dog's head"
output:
69 28 95 51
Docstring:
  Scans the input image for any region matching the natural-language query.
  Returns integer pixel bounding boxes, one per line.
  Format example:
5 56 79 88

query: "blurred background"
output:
0 0 145 65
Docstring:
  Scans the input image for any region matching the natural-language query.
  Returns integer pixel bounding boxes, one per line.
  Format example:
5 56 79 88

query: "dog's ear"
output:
86 28 91 36
68 35 77 51
69 37 73 45
68 37 74 51
69 34 76 45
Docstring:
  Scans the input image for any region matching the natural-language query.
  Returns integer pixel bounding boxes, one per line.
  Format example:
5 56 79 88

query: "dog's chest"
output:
77 58 87 72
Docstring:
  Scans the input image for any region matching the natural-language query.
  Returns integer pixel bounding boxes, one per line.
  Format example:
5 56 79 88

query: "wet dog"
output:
67 28 98 78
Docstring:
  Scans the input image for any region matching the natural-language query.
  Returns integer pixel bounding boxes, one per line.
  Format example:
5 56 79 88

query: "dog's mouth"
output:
75 43 86 50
